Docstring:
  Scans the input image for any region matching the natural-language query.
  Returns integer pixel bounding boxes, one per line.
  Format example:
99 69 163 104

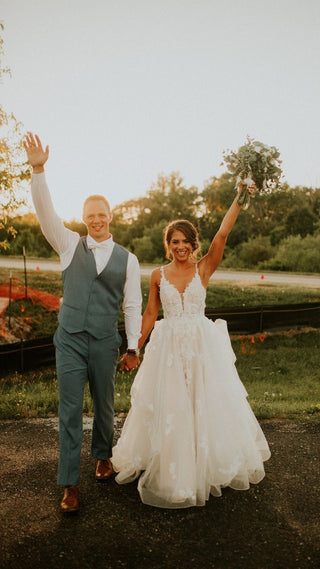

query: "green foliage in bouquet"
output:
222 136 283 209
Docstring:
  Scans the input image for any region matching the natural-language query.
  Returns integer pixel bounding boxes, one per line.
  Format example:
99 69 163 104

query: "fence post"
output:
8 271 12 329
23 246 28 300
20 340 24 372
259 306 264 332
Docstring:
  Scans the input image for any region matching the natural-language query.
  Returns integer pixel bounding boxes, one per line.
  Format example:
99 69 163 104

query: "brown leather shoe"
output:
95 458 114 482
60 485 79 513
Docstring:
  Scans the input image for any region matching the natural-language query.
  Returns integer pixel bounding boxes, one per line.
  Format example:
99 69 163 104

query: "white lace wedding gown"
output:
112 266 271 508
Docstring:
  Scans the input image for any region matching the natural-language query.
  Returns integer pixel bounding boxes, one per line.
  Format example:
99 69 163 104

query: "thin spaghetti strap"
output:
195 263 199 274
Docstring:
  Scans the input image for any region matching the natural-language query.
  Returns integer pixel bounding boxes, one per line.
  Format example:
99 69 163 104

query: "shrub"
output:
222 236 274 269
262 234 320 272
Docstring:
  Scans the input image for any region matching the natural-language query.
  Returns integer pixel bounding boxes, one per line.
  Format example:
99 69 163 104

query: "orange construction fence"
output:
0 279 60 315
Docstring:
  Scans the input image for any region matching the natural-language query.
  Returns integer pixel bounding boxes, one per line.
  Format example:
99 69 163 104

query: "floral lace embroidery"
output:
165 413 175 436
160 265 206 319
160 266 206 392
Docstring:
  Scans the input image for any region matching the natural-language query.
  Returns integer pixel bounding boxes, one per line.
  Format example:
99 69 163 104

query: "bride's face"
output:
168 230 193 261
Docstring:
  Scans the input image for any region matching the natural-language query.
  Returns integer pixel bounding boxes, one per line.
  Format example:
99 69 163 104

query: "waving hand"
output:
24 132 49 173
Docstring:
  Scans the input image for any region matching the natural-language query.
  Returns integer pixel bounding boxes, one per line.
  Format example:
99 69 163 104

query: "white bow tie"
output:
87 238 110 250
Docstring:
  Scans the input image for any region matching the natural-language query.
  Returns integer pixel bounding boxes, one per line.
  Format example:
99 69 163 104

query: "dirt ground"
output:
0 417 319 569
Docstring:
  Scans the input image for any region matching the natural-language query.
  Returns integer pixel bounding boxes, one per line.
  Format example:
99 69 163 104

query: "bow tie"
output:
87 238 110 250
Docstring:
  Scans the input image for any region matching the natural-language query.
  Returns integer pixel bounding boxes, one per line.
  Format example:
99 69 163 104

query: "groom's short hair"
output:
82 195 111 215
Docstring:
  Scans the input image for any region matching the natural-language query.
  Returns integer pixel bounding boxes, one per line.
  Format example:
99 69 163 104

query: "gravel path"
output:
0 418 319 569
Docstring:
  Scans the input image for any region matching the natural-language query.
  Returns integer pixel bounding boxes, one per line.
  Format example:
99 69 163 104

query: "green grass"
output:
6 298 59 338
2 267 320 307
233 331 320 421
0 368 59 419
1 265 320 421
0 266 63 296
205 280 320 308
1 330 320 422
1 267 319 339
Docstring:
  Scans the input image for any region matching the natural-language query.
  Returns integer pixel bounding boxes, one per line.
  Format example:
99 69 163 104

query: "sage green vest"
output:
58 237 128 339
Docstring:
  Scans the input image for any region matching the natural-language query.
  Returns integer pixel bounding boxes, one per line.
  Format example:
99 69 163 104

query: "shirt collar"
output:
86 234 114 250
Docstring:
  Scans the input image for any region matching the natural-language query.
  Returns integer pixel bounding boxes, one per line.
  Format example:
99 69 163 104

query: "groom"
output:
24 133 142 513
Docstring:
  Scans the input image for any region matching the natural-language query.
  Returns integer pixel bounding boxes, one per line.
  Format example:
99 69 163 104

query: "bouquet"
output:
221 136 283 209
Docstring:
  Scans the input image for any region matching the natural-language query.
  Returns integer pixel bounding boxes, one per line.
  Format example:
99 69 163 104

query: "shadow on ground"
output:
0 419 319 569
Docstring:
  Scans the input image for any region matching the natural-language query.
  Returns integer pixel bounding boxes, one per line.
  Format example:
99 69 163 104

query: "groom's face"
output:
83 199 113 242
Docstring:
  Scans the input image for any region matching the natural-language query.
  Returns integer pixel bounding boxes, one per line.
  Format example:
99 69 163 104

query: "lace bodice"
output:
160 265 206 319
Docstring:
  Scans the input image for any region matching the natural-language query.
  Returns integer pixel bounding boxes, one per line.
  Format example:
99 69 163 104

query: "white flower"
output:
222 135 283 209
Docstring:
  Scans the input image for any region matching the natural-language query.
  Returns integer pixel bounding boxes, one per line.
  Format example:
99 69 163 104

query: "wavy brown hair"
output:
163 219 201 261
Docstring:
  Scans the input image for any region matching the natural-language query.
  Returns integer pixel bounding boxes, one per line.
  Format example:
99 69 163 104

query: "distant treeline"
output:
2 172 320 273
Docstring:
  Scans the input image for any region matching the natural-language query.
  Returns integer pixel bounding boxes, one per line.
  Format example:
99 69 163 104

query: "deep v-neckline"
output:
162 266 198 296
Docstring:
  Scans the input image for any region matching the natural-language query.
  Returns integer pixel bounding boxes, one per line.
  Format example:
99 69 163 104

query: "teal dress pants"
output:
54 326 120 486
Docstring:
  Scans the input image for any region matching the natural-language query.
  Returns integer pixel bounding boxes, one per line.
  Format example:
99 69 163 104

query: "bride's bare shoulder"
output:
150 266 162 286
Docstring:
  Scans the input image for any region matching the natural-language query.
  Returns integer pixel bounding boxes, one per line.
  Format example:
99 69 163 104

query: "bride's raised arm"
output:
198 182 254 286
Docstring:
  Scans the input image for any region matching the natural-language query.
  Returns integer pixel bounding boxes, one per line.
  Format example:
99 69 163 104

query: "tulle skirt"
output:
112 316 270 508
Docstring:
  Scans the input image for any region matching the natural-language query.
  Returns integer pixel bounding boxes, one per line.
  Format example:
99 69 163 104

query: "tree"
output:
112 172 201 260
0 23 31 250
132 220 168 262
0 213 55 257
285 205 317 238
264 234 320 272
199 173 256 247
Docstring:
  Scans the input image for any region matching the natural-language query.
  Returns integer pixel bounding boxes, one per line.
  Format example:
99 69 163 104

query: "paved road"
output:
0 256 320 286
1 419 319 569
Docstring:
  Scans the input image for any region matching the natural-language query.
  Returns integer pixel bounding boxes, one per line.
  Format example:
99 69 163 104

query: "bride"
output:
112 183 271 508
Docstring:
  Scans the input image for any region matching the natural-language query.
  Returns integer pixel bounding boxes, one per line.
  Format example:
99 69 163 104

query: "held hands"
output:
119 353 140 372
23 133 49 173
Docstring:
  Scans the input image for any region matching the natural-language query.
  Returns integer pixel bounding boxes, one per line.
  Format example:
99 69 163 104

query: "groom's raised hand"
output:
24 132 49 173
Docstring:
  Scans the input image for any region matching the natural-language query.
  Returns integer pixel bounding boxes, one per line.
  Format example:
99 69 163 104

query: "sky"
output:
1 0 320 221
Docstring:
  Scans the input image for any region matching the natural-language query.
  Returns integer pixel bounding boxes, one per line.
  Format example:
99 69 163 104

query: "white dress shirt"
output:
31 173 142 349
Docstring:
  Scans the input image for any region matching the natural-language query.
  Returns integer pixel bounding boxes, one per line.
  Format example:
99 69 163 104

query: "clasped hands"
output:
119 353 140 372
